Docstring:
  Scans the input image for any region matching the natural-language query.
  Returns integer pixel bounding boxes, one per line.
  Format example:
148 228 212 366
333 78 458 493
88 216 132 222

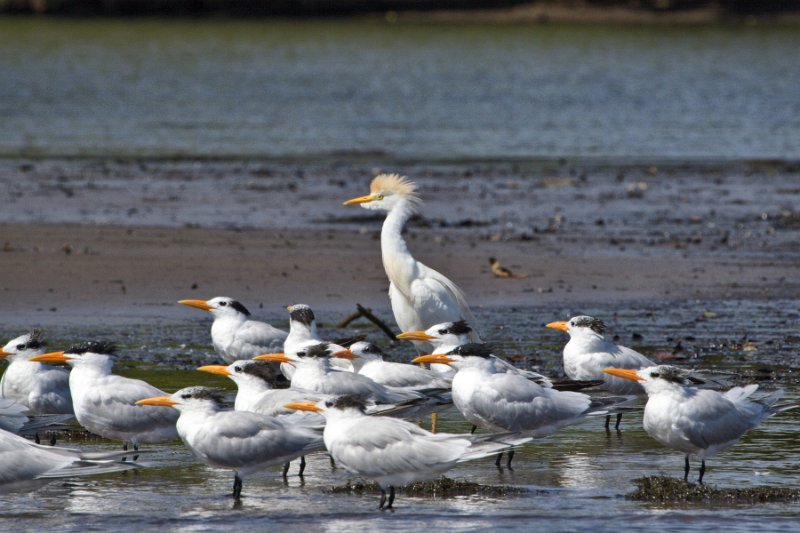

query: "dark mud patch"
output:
329 476 528 498
629 476 800 504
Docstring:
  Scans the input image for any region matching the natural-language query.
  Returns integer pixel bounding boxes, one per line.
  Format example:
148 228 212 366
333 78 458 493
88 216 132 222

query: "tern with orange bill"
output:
547 315 654 429
31 341 179 455
603 365 798 484
1 331 73 415
286 395 525 510
344 174 481 354
178 296 287 365
138 386 322 499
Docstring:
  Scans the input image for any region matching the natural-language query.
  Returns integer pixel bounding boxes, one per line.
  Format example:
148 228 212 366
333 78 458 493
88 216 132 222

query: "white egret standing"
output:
604 365 798 484
344 174 480 353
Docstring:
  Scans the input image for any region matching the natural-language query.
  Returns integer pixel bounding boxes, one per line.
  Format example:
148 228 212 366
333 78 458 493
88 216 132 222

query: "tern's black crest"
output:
439 320 472 336
572 316 606 335
21 329 46 351
448 343 494 358
178 386 227 406
237 360 288 387
302 343 333 358
649 366 692 385
328 395 367 413
229 300 251 317
289 305 315 326
67 340 116 356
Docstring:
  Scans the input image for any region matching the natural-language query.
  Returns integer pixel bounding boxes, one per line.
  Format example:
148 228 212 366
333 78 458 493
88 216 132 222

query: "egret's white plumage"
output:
31 341 178 448
138 386 322 498
179 297 287 364
1 331 73 414
0 427 136 492
349 341 450 391
604 365 797 483
286 395 519 510
344 174 481 353
547 316 654 395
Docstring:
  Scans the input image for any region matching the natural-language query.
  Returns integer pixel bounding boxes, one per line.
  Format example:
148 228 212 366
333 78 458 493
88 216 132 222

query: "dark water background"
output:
1 18 800 161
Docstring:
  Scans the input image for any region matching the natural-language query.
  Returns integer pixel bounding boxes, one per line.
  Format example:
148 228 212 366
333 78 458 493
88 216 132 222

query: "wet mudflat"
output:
2 299 799 532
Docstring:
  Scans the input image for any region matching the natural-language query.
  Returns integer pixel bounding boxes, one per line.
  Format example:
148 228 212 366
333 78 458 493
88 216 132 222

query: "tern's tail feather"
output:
456 431 531 462
20 414 75 435
37 460 138 479
586 395 640 417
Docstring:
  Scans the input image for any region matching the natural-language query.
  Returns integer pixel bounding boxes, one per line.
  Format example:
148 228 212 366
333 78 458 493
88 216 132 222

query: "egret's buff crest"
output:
370 174 422 207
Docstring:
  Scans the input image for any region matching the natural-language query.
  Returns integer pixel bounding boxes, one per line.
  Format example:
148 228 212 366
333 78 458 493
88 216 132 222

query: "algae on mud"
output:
629 476 800 504
328 476 528 498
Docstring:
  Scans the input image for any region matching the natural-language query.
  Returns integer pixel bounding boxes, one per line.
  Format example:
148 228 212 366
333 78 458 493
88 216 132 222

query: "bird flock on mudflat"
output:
1 174 796 509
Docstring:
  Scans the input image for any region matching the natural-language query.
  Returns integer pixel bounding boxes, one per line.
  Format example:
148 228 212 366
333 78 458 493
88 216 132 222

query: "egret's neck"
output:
381 200 417 289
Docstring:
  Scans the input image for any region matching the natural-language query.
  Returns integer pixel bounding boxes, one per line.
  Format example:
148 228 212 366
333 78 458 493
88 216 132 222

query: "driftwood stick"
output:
336 309 363 328
356 303 397 341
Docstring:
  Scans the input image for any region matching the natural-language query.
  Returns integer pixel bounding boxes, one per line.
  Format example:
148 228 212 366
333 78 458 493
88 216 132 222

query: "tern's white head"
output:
285 394 368 419
179 297 251 321
137 386 228 413
348 341 385 363
1 330 48 362
603 365 693 396
546 316 607 340
31 340 116 372
396 320 473 349
343 173 422 213
286 304 318 336
198 360 288 390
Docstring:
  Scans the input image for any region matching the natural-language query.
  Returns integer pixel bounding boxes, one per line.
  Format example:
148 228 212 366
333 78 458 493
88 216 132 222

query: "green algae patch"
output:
329 476 527 498
630 476 800 504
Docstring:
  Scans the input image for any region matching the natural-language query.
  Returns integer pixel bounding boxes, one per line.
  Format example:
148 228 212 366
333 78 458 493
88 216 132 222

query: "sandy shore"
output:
1 158 798 327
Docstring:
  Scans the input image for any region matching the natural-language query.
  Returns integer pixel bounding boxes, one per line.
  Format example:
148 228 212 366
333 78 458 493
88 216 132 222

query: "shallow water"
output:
1 18 800 160
2 299 800 531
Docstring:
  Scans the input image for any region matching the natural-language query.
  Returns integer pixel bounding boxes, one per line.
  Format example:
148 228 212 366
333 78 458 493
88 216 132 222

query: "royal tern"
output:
547 315 654 429
31 341 179 453
198 360 323 476
138 386 322 498
286 395 520 510
179 297 287 365
348 341 450 391
344 174 481 353
1 331 73 415
414 344 625 467
283 304 353 378
256 343 424 405
604 365 798 483
0 427 136 492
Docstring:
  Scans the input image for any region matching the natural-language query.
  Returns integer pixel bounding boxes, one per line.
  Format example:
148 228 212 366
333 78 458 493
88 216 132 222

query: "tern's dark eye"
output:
16 344 25 350
438 329 447 335
650 372 660 378
234 366 241 372
297 351 306 357
181 393 191 399
325 400 333 408
220 301 227 306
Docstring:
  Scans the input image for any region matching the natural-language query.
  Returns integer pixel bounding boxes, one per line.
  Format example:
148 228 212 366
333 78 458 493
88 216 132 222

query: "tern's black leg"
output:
698 459 706 485
470 425 477 435
233 474 243 499
495 452 503 467
133 443 139 462
614 413 623 430
50 433 57 446
684 455 690 482
298 455 306 477
386 486 395 510
605 415 611 430
122 442 128 462
282 462 291 478
506 449 515 469
330 455 337 469
379 489 387 510
35 433 41 445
